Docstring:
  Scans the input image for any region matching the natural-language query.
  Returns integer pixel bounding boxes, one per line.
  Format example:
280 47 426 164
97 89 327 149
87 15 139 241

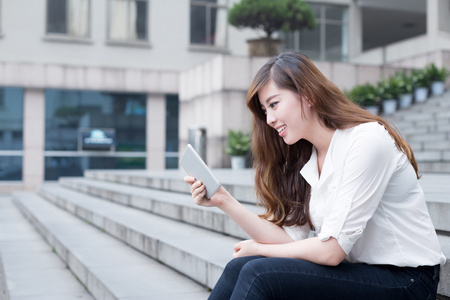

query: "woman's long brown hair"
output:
246 51 419 229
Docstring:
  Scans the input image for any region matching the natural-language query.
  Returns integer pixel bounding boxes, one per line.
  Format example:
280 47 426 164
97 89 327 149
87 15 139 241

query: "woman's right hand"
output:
184 175 228 208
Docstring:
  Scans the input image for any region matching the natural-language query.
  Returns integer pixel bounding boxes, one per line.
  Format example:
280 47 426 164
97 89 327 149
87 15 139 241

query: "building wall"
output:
0 0 259 71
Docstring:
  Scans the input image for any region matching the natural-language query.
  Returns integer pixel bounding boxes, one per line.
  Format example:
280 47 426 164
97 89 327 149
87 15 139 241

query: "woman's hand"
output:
184 175 229 208
233 240 261 258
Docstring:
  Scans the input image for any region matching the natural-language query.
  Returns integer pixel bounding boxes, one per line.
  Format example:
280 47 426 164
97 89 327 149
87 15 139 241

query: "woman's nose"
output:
266 111 276 126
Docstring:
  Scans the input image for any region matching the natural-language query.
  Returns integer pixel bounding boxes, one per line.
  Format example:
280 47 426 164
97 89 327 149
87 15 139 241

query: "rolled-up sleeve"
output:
317 129 397 254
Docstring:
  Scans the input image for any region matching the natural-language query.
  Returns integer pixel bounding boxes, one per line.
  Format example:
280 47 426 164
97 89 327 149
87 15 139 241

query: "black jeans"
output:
209 256 440 300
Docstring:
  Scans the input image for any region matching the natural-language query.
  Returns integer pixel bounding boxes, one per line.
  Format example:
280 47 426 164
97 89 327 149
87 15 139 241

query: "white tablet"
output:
180 144 221 199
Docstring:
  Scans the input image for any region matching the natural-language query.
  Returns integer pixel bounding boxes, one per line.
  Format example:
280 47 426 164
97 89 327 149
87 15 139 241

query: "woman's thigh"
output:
221 257 437 300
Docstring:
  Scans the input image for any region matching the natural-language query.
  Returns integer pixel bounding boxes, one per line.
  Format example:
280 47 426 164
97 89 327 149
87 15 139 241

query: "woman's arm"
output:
233 237 347 266
185 176 294 244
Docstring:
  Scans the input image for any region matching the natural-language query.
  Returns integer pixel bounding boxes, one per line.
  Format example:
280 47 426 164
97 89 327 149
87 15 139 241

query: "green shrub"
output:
425 63 450 82
410 68 430 88
228 0 316 38
347 83 379 107
225 130 251 156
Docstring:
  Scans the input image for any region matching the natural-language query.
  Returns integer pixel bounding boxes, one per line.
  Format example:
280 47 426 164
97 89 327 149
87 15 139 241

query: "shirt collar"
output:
300 145 319 190
300 131 337 190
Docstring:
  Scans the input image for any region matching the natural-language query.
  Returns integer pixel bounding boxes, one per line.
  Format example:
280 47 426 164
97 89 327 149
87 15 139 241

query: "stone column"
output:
427 0 439 36
348 0 363 60
146 94 166 170
426 0 449 36
23 88 45 189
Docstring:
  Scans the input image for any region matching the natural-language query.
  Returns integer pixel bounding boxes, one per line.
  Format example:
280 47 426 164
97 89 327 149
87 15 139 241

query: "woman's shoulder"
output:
338 122 391 142
334 122 396 157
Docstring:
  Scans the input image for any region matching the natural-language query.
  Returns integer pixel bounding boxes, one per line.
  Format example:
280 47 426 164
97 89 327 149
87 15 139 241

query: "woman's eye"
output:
269 102 278 108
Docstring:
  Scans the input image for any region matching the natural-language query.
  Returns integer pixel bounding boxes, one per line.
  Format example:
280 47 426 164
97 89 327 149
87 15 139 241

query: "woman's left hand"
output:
233 239 262 258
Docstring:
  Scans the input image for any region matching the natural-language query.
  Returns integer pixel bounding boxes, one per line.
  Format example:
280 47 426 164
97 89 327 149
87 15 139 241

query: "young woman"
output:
184 51 445 299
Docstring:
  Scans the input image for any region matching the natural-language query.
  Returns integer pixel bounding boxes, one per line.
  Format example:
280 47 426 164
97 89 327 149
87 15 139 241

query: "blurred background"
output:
0 0 449 189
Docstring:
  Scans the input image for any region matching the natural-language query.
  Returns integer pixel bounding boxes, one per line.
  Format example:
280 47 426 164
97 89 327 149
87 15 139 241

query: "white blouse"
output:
284 122 446 267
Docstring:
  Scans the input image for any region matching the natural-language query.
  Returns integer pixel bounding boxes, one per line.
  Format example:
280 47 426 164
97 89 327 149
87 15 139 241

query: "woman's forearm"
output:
218 193 293 244
256 237 346 266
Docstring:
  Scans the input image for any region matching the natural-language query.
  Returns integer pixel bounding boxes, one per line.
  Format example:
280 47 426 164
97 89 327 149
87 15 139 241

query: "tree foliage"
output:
228 0 316 38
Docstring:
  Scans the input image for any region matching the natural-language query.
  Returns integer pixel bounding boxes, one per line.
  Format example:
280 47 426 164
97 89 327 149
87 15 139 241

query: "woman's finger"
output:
191 180 203 194
193 188 207 205
184 175 196 185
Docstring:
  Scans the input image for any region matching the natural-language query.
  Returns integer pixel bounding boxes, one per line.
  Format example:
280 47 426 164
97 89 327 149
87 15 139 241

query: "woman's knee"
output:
224 256 264 276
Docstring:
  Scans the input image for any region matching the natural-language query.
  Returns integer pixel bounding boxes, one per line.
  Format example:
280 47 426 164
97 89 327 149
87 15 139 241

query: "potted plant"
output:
377 77 400 115
228 0 316 56
395 71 413 109
347 83 379 115
225 129 251 169
425 63 449 96
411 68 430 103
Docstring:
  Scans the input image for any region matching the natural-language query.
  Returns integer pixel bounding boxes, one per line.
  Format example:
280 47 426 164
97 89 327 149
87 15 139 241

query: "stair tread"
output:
0 196 94 300
60 176 260 213
12 192 212 299
37 184 239 259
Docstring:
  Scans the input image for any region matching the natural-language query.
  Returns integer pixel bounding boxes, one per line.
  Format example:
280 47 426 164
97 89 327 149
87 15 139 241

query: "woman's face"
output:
258 80 314 145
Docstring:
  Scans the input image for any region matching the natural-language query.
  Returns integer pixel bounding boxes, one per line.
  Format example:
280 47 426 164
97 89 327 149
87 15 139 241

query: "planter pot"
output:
231 156 246 169
382 99 397 115
247 38 282 56
431 81 445 96
414 87 429 102
365 106 379 115
399 93 413 109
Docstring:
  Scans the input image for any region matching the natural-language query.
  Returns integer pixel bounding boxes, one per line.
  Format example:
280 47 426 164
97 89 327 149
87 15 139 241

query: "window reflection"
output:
0 156 22 181
0 88 23 151
45 89 146 152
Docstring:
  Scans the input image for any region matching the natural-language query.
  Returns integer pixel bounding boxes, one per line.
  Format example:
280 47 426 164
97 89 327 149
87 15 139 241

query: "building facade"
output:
1 0 449 189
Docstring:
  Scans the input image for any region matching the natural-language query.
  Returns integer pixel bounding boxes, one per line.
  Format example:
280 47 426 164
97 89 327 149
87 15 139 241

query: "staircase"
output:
385 90 450 173
0 167 448 299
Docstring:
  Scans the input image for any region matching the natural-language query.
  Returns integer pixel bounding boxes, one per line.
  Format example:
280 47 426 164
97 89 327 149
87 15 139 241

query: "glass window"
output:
46 0 90 37
0 87 24 181
190 0 227 47
0 88 24 150
165 94 179 169
45 90 147 151
44 90 147 180
108 0 148 42
282 3 348 62
0 156 22 181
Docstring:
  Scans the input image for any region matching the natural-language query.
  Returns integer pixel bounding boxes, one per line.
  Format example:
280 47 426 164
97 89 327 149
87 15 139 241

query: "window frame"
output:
189 0 229 52
44 0 92 43
283 3 349 62
106 0 151 47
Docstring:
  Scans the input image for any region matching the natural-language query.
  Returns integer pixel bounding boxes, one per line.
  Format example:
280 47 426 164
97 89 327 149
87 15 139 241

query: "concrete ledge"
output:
12 192 212 299
0 62 179 94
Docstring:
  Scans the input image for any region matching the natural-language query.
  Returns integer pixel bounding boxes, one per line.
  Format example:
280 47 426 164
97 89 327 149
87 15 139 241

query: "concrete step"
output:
0 196 94 300
55 177 255 240
27 184 239 290
11 192 213 300
384 92 450 172
80 171 450 234
84 169 257 204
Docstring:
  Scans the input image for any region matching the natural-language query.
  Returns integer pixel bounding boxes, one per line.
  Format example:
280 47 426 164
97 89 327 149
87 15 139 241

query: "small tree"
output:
228 0 316 39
